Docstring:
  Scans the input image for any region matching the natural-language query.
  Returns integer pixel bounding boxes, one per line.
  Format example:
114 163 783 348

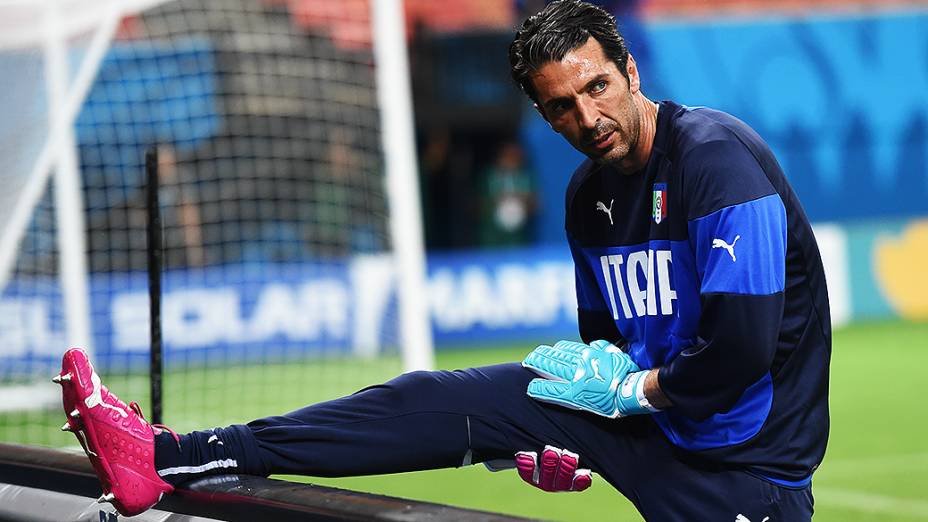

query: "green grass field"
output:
3 319 926 520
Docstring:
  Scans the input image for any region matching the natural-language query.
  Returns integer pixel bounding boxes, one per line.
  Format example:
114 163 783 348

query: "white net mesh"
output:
0 0 101 445
1 0 422 445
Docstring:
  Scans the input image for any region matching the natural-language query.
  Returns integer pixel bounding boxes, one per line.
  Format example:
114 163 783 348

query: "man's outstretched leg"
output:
152 361 595 481
55 348 174 516
56 348 621 517
56 347 500 516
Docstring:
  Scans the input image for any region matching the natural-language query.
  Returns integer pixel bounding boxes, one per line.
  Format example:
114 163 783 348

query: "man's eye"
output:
591 80 607 93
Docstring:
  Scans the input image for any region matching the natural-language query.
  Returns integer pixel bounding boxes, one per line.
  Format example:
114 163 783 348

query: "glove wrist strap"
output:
618 370 660 415
634 370 660 413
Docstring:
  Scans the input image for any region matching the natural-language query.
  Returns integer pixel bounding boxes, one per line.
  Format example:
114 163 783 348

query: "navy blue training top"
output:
566 100 831 484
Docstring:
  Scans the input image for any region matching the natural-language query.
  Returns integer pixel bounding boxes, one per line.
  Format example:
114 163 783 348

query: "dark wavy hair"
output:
509 0 629 104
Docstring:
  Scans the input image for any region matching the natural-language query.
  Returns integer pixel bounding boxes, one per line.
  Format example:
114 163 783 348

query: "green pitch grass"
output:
3 319 926 520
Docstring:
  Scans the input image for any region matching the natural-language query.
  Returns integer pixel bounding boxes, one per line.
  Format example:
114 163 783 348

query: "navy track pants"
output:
155 363 813 521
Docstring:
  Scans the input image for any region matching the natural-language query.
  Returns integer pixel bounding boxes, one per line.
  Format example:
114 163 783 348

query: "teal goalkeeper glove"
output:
522 340 659 418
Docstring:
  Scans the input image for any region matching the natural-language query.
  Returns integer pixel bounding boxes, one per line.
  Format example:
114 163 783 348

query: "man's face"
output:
530 38 641 167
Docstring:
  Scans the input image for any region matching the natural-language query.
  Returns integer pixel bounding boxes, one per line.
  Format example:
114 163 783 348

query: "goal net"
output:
0 0 432 446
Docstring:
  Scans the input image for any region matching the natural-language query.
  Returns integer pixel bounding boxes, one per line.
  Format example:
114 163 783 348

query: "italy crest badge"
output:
652 183 667 224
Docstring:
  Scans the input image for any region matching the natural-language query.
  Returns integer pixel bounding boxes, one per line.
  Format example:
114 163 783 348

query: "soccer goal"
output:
0 0 433 445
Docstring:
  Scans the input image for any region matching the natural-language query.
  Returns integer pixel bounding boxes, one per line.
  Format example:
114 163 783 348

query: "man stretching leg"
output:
57 2 830 520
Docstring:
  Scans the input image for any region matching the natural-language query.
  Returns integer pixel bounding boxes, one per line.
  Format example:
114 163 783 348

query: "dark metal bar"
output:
0 444 538 522
145 146 163 426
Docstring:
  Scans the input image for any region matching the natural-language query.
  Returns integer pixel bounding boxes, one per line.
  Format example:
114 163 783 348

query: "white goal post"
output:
0 0 434 439
372 0 434 372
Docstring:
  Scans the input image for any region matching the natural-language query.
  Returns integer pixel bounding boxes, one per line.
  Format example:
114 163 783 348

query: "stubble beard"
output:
585 119 621 164
600 112 640 171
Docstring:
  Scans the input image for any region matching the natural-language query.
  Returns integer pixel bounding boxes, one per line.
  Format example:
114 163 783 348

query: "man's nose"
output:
576 98 598 131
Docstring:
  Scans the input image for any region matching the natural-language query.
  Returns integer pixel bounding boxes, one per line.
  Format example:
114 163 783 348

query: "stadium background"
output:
1 0 926 520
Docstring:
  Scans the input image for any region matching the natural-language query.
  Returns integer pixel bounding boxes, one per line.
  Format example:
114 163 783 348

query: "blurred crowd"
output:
51 0 925 276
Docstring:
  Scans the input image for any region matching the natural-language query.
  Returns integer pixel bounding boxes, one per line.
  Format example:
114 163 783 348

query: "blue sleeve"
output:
658 140 787 421
568 236 623 345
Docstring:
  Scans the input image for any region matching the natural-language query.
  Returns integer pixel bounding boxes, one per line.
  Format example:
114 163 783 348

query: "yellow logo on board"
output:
874 220 928 320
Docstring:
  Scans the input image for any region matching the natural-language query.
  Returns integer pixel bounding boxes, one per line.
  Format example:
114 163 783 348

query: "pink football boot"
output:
55 348 174 516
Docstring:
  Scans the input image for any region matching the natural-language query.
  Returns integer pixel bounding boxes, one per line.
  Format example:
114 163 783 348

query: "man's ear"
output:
626 54 640 94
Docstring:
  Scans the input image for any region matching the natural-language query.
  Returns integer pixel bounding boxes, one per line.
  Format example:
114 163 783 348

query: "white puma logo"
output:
735 515 769 522
596 199 614 225
712 235 741 262
85 364 127 418
587 359 606 382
